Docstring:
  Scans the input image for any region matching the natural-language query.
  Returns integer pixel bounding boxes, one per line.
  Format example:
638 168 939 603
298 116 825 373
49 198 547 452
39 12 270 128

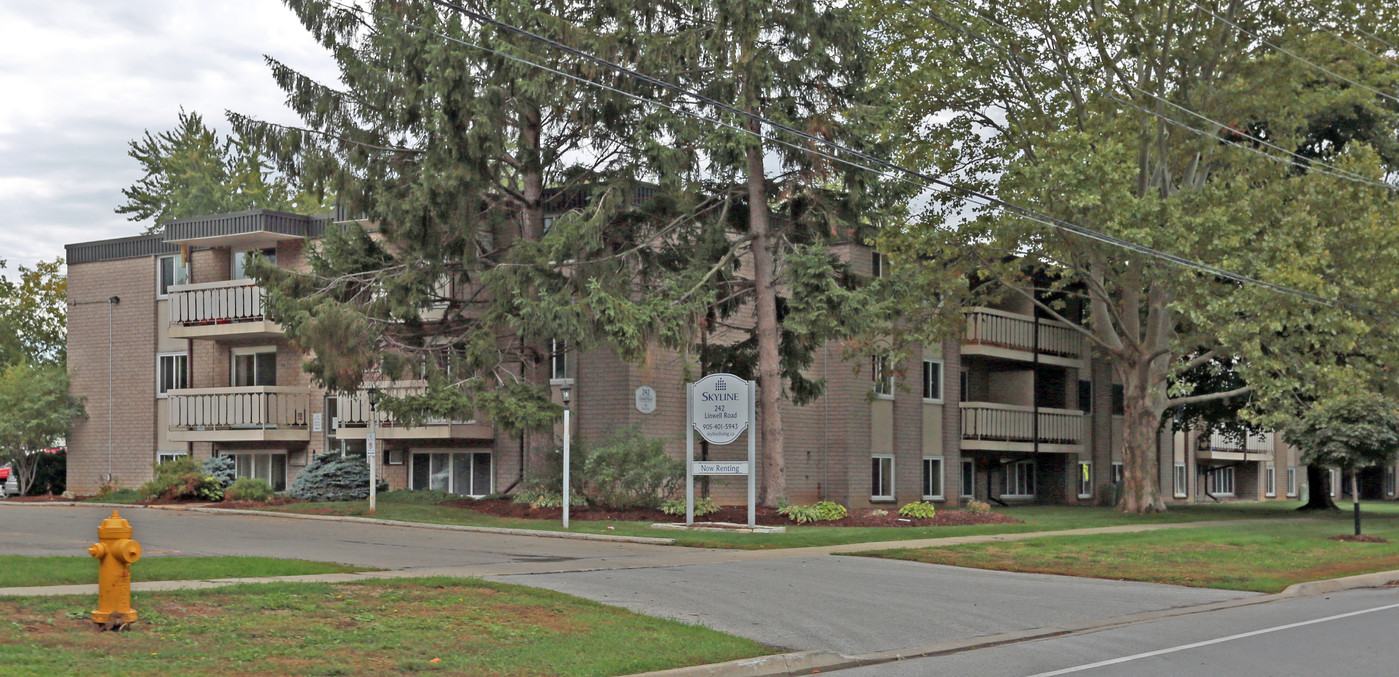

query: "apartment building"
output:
67 209 1353 507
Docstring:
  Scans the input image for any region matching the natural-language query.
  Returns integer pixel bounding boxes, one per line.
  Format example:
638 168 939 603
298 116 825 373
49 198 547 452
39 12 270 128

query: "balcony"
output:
1197 431 1275 462
335 381 493 441
167 386 312 442
167 279 282 339
960 402 1086 453
962 307 1087 367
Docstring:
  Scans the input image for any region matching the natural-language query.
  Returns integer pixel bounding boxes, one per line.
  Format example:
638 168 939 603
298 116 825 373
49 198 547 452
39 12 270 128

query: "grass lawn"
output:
241 496 1330 549
0 577 771 676
856 510 1399 593
0 556 373 588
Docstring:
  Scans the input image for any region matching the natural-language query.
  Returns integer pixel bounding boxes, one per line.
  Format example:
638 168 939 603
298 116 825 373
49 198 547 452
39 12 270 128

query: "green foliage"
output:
289 453 387 502
661 497 719 517
116 108 329 233
378 489 457 505
778 501 848 524
898 501 937 519
202 456 237 488
0 361 84 495
28 449 65 496
140 458 224 502
0 258 66 366
1286 393 1399 472
226 477 276 502
579 428 683 509
511 487 586 510
963 500 991 515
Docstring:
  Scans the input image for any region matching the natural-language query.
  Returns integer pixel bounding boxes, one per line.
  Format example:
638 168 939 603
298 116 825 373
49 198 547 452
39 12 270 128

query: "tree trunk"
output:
519 103 554 478
1118 359 1168 513
747 137 786 508
1352 471 1362 536
1298 464 1339 510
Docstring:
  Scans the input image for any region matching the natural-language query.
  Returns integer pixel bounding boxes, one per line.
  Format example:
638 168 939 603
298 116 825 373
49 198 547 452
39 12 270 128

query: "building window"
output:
232 247 277 280
961 459 974 498
1078 461 1092 499
411 451 492 497
1329 468 1340 497
871 250 885 278
1265 465 1276 497
1386 467 1396 496
1174 463 1188 498
232 347 277 387
1111 384 1125 415
1002 460 1035 498
1287 466 1298 497
871 455 894 500
1111 461 1124 484
960 370 969 401
872 355 894 398
549 340 572 381
157 254 188 297
157 450 187 465
922 359 943 402
922 456 944 500
1209 466 1235 496
157 352 188 397
226 452 287 491
1078 380 1092 412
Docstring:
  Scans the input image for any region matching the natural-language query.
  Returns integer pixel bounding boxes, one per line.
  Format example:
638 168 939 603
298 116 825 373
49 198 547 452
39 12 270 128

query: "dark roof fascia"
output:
66 233 178 265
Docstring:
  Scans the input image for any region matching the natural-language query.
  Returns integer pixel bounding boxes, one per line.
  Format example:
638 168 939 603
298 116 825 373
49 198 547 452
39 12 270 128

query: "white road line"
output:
1025 600 1399 677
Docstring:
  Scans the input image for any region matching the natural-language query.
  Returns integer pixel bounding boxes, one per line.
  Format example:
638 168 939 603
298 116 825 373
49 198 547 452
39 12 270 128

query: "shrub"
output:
226 477 275 502
579 428 683 509
93 487 141 503
661 497 719 517
140 458 224 501
963 499 991 514
511 487 586 509
202 456 236 488
898 501 937 519
288 453 388 502
378 489 457 505
779 501 848 524
29 449 66 495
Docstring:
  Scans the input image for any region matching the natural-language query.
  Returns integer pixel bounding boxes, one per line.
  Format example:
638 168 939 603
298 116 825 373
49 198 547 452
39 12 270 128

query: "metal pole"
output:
748 380 756 529
107 296 119 484
367 399 377 514
686 385 694 525
562 407 571 529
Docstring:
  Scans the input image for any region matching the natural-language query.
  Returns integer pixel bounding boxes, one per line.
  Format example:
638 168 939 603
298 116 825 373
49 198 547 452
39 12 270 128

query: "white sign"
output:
312 413 323 433
366 431 376 456
690 373 750 445
692 461 750 476
635 385 657 414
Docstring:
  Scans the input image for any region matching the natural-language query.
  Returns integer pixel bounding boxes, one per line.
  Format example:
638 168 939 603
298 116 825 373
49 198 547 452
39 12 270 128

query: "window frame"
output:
409 451 493 497
870 454 895 501
223 451 288 492
1111 461 1124 485
1387 467 1396 497
871 250 885 278
1077 461 1093 499
1209 466 1236 496
921 359 944 403
230 345 278 387
922 456 944 501
1001 460 1036 498
549 339 573 383
157 351 188 398
872 355 894 399
1330 468 1340 497
1287 466 1298 497
156 254 188 299
1265 464 1276 497
156 450 187 465
231 247 277 280
960 459 974 498
1173 462 1188 498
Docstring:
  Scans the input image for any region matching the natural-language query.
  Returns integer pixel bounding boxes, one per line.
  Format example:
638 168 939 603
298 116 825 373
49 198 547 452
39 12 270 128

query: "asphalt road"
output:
833 587 1399 676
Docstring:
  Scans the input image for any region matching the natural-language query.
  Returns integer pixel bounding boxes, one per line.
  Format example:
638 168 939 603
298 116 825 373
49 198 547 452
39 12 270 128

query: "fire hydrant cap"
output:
97 510 132 539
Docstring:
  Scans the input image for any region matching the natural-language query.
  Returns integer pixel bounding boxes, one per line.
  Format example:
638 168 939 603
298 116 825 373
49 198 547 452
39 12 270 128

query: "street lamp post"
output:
560 383 572 530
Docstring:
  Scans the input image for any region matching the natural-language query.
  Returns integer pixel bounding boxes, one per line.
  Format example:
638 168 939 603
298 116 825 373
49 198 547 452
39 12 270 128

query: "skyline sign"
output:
690 373 750 445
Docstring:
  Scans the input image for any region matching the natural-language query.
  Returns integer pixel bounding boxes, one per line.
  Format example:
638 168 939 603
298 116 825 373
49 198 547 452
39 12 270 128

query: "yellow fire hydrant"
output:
88 510 142 625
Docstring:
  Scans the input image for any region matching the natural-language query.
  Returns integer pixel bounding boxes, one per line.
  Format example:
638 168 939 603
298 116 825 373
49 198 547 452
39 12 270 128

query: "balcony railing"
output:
168 386 311 432
964 308 1085 359
169 279 267 326
337 381 475 428
960 402 1085 445
1205 431 1274 454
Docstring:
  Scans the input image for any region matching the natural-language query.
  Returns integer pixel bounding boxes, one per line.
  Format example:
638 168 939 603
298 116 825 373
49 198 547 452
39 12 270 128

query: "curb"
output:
0 501 676 546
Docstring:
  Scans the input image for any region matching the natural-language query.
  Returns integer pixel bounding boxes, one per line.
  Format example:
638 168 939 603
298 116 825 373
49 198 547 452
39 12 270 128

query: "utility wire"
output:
911 0 1396 191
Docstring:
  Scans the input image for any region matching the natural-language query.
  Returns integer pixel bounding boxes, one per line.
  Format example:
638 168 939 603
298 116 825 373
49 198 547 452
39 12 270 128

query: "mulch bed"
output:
1329 534 1390 543
450 498 1023 528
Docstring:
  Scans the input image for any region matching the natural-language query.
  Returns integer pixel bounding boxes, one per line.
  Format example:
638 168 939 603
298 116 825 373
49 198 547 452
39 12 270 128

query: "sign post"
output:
687 373 756 528
366 408 377 515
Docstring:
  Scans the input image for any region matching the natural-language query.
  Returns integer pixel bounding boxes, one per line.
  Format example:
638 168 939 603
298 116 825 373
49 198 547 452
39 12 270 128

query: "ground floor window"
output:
1111 462 1124 485
1208 466 1235 496
1077 461 1092 499
157 450 187 465
1265 465 1276 497
1287 467 1298 497
1173 463 1188 498
960 459 974 498
871 455 894 500
1330 468 1340 497
411 451 492 497
1002 460 1035 498
226 452 287 491
922 456 944 500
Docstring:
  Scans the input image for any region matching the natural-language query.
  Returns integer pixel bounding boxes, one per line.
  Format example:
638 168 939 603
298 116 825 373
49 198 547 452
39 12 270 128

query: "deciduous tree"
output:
1285 393 1399 534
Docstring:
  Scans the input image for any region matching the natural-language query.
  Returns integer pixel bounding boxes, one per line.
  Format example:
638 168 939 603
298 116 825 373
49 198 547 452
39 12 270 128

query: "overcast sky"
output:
0 0 339 272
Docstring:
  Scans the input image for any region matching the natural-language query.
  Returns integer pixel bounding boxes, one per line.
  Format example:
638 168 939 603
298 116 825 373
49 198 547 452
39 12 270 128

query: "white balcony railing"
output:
960 402 1085 445
168 386 311 431
1206 431 1274 454
337 381 475 428
169 279 266 326
963 307 1085 359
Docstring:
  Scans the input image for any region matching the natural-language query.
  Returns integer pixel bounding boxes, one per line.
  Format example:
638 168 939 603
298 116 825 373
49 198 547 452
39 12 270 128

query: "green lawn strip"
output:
0 556 371 588
853 516 1399 593
241 499 1333 549
0 577 772 677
